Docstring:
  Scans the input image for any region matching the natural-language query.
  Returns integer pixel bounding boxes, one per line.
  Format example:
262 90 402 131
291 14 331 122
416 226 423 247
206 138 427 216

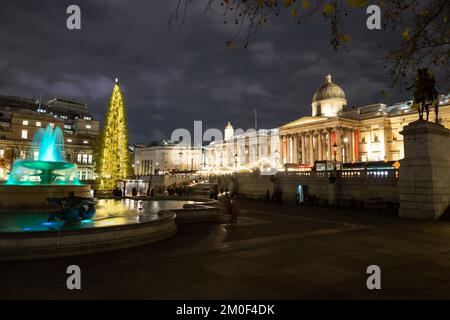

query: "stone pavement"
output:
2 200 450 299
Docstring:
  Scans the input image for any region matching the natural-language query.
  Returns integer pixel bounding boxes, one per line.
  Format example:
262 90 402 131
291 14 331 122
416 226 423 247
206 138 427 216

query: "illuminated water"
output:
0 199 199 233
5 124 80 185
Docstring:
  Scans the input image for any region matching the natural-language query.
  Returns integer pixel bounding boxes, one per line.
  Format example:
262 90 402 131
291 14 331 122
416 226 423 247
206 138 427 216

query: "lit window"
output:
82 154 88 164
22 120 28 126
88 154 93 164
21 129 28 139
33 151 39 160
67 139 72 143
36 121 41 127
83 140 88 144
86 125 91 129
0 149 4 158
77 154 82 163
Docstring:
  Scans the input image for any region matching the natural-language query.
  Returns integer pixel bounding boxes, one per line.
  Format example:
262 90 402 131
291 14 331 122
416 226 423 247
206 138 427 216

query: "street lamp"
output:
234 153 238 172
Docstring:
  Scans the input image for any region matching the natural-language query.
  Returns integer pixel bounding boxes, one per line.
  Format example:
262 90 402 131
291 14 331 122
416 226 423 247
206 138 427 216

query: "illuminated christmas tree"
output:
97 78 131 190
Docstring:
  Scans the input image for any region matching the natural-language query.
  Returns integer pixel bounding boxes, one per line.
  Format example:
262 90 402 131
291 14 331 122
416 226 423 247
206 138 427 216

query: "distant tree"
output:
170 0 450 86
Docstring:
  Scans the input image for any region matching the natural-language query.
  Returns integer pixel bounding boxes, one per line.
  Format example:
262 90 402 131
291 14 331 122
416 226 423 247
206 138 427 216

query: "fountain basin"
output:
0 199 205 260
0 211 177 261
0 184 91 212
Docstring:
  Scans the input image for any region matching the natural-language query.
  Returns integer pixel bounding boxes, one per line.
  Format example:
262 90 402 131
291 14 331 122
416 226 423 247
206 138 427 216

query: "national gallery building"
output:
279 75 450 166
133 74 450 175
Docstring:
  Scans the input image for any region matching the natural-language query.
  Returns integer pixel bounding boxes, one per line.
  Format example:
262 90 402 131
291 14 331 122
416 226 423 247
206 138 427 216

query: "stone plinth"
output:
0 184 91 212
399 120 450 220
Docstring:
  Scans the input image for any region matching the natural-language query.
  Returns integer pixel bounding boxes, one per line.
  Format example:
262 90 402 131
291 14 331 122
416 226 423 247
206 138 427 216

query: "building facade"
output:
204 122 280 174
279 74 450 166
0 95 99 181
133 140 203 176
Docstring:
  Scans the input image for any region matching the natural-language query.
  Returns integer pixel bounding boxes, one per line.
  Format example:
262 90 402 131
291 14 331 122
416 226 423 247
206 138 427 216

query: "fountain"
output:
0 124 91 211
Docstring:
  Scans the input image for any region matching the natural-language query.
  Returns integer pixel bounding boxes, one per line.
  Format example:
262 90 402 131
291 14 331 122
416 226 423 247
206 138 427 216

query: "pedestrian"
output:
230 195 239 224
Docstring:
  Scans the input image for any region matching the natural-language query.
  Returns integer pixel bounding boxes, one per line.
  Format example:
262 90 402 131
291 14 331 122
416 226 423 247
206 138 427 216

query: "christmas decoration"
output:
97 78 131 190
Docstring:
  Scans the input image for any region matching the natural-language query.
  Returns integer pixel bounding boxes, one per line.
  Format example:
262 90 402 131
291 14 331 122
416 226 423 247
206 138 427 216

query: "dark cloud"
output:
0 0 413 144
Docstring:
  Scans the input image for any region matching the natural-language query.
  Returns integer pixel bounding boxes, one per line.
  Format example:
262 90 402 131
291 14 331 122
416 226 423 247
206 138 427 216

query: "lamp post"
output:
234 153 238 172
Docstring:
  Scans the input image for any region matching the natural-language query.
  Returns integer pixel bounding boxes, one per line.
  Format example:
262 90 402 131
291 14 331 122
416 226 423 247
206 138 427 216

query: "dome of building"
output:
311 74 347 117
224 121 234 141
312 74 346 103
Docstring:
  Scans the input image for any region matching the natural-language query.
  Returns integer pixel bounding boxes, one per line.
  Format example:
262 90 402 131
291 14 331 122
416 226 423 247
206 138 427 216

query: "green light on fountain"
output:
5 125 83 186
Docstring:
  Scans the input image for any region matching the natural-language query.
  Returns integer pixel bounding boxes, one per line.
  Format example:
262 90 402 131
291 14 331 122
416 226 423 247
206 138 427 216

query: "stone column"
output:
335 127 342 162
309 131 314 165
351 129 356 162
327 128 333 160
399 120 450 220
301 132 306 164
317 130 323 160
293 134 298 164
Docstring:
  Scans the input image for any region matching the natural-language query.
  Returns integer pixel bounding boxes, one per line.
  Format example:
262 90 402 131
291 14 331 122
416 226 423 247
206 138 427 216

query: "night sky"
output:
0 0 413 144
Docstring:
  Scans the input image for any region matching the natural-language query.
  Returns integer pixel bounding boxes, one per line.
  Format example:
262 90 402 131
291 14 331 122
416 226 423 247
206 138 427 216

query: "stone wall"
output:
233 170 399 204
399 120 450 220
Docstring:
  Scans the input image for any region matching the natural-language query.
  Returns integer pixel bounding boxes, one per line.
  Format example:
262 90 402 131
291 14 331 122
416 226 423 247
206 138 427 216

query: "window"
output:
36 121 41 127
374 134 379 142
21 129 28 139
361 136 366 144
83 140 88 144
86 125 91 129
393 133 397 141
361 153 368 162
33 151 39 160
77 154 82 163
67 139 72 143
82 154 88 164
0 149 4 158
20 150 27 159
22 120 28 126
88 154 93 164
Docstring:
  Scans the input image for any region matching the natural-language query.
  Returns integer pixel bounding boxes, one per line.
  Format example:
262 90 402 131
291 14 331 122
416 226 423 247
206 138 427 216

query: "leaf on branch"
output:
302 0 311 10
346 0 366 8
283 0 293 7
226 40 237 49
323 3 335 15
401 29 411 41
340 34 351 43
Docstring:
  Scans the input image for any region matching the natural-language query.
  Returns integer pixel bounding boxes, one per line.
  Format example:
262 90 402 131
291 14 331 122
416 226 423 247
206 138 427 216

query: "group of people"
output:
166 182 189 197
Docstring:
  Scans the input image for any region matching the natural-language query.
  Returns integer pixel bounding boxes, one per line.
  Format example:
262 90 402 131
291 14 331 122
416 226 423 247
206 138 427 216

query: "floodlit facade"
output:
204 123 280 174
279 74 450 166
0 95 99 181
133 141 203 175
